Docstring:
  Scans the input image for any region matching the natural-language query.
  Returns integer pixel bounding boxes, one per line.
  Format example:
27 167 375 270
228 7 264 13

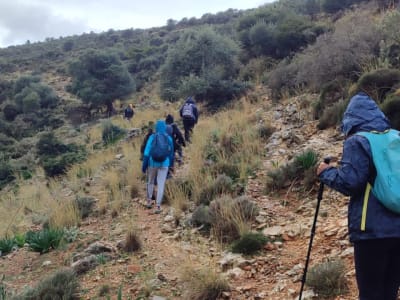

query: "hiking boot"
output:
146 200 152 209
154 206 162 214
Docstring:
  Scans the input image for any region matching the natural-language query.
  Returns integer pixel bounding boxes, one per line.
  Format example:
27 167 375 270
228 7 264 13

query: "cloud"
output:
0 0 90 47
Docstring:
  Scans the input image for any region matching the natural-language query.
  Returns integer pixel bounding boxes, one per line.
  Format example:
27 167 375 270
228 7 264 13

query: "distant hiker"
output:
179 96 198 142
142 120 174 214
140 126 153 161
124 104 134 121
317 91 400 300
165 114 186 166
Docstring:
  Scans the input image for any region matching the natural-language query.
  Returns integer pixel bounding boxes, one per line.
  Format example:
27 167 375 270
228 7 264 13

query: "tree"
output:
160 27 247 104
68 50 135 114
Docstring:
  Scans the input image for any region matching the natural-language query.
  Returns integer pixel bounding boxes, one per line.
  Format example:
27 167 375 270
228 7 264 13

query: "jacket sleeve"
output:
193 106 199 123
174 125 186 147
143 135 154 157
319 135 372 197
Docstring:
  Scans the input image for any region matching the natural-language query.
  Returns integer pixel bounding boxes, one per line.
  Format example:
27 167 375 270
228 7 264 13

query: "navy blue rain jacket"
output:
179 97 199 123
319 92 400 242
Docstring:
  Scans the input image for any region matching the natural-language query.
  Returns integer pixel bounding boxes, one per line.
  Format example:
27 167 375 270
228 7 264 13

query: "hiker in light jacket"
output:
142 120 173 214
179 96 199 142
317 91 400 300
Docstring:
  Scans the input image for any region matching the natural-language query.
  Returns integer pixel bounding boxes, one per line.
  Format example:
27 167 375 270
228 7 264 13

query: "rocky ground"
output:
0 96 362 300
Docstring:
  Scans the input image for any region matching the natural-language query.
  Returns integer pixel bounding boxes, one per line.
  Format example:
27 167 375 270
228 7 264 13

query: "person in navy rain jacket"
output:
317 91 400 300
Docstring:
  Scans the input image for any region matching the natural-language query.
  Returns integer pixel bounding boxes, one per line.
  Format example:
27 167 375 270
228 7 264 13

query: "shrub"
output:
355 68 400 103
258 123 275 142
197 175 235 206
123 229 142 253
42 152 86 177
13 268 79 300
0 161 15 188
181 265 230 300
266 149 319 192
0 237 16 255
102 122 126 145
381 94 400 130
3 103 19 121
231 232 269 255
306 259 348 298
314 80 347 120
209 195 259 243
191 205 212 229
75 196 96 219
25 228 64 253
317 99 348 130
208 161 240 181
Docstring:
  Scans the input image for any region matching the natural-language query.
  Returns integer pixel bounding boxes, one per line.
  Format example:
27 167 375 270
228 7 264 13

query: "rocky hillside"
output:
0 93 361 300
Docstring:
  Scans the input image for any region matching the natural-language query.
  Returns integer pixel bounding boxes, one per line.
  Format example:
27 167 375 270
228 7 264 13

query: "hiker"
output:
165 114 186 166
179 96 198 142
141 120 174 214
140 126 153 161
124 104 134 121
317 91 400 300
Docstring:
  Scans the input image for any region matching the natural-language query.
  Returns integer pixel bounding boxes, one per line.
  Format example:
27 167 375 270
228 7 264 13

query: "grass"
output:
180 263 230 300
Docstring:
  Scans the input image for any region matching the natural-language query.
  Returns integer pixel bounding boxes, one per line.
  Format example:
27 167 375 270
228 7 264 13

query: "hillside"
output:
0 92 359 300
1 1 400 299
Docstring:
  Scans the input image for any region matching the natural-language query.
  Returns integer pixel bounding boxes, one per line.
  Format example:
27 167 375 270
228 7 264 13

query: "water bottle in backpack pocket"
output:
357 129 400 213
149 133 171 162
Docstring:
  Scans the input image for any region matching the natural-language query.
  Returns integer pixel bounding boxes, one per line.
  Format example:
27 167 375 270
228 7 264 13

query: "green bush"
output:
266 149 319 192
306 259 348 298
13 268 79 300
75 196 96 219
0 161 15 188
191 205 212 229
231 232 269 255
102 122 126 145
68 49 135 114
317 99 348 130
355 69 400 103
3 103 19 121
0 237 16 255
381 95 400 130
198 175 235 206
208 162 240 181
25 228 64 253
42 151 86 177
314 81 346 120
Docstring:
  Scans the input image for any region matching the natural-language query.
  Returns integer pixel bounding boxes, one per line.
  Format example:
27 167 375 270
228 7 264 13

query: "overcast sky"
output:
0 0 274 48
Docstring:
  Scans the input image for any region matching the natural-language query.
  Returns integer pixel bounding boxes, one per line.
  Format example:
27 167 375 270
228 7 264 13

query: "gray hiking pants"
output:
147 167 168 207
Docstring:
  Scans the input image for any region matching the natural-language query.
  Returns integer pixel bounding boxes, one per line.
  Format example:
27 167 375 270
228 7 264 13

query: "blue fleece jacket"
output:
319 92 400 242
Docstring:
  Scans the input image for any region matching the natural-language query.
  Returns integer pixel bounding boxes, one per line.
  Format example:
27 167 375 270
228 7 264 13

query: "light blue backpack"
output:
357 129 400 213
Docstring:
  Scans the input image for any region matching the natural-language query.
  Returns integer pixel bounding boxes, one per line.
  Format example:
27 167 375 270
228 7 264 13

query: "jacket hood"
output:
185 97 195 104
341 92 390 136
165 114 174 124
155 120 167 133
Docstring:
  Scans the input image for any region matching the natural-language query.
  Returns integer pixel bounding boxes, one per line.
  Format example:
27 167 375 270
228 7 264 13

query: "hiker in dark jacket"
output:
317 91 400 300
179 96 199 142
124 104 134 121
142 120 173 214
165 114 185 164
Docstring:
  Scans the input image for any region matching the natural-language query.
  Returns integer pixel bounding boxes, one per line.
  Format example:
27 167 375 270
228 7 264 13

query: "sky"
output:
0 0 274 48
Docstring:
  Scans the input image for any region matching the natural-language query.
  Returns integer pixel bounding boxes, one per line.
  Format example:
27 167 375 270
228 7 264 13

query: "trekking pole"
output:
298 157 331 300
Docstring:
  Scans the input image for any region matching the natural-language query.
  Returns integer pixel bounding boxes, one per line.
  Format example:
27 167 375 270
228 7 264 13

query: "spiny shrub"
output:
231 232 269 255
381 94 400 130
314 80 346 120
306 259 348 298
75 196 96 219
295 149 318 170
0 237 16 255
123 230 142 253
198 175 234 206
12 268 79 300
25 228 64 254
102 122 126 145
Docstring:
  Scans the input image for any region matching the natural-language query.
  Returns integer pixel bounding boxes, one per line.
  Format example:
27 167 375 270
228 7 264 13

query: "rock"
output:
71 254 98 274
262 226 283 236
85 241 116 254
